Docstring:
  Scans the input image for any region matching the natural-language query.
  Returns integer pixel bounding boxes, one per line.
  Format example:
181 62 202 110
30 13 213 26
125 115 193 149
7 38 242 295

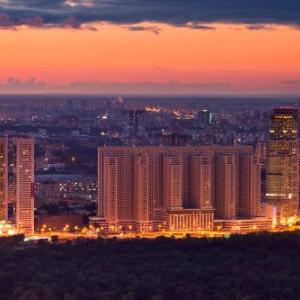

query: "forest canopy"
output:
1 231 300 300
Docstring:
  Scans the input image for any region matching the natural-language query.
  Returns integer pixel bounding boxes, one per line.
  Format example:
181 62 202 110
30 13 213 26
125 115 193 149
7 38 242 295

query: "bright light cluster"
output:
64 0 94 7
0 220 17 236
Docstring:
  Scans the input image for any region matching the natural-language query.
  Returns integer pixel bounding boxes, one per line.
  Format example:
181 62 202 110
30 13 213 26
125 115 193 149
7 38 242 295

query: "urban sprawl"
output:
0 96 298 240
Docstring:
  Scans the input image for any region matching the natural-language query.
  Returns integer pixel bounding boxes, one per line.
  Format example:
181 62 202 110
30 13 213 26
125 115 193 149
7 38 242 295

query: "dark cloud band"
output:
1 0 300 29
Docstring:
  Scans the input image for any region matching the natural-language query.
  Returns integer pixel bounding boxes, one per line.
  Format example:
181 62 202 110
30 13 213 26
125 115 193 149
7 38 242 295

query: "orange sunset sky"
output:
1 21 300 94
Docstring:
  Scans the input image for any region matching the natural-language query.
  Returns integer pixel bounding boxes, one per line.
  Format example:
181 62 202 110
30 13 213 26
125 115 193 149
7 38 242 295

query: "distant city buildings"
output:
198 109 212 127
265 108 299 225
94 145 265 233
35 174 97 207
0 97 299 237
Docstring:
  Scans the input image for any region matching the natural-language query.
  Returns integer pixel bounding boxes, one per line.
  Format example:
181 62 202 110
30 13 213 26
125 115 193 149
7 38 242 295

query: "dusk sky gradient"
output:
1 0 300 94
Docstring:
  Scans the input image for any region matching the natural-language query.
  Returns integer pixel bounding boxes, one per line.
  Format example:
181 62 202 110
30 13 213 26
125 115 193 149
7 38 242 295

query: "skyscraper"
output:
265 108 299 225
0 137 8 220
215 154 238 219
163 155 184 209
134 154 152 232
15 138 35 234
190 155 213 209
239 155 261 218
198 110 212 127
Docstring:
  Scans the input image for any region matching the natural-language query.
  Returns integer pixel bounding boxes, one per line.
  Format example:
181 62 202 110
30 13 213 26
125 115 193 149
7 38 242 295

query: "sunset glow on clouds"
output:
0 0 300 94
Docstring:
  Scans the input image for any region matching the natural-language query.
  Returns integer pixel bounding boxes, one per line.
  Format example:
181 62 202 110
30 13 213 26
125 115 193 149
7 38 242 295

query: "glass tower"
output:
265 108 299 225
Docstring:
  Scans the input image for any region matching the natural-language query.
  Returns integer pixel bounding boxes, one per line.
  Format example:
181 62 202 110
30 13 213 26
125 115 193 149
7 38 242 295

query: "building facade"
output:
15 138 35 234
265 108 299 225
96 145 261 233
0 137 8 220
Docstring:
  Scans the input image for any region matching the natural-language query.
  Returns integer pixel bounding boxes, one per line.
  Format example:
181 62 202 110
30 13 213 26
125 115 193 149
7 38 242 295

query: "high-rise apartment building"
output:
239 155 261 218
163 155 184 209
0 136 34 234
134 155 151 232
15 138 35 234
190 155 213 209
265 108 299 224
215 154 238 219
0 137 8 220
96 145 261 233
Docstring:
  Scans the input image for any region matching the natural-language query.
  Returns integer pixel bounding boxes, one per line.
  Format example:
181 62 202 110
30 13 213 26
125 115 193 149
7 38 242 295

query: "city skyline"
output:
0 97 299 237
1 2 300 299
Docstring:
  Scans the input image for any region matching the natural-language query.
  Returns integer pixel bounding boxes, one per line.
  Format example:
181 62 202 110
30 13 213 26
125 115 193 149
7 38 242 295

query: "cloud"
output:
0 78 231 94
245 24 274 31
0 13 14 27
62 80 231 94
284 80 300 86
0 0 300 30
185 22 216 30
18 16 45 27
0 77 46 91
126 25 161 34
155 67 168 73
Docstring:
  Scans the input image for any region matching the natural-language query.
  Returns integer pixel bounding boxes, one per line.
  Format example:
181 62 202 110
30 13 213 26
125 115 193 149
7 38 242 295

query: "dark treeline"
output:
1 232 300 300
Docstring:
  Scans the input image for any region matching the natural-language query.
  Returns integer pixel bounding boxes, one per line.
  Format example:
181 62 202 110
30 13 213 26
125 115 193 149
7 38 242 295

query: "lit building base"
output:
90 209 214 234
89 217 136 234
167 209 214 232
214 217 272 233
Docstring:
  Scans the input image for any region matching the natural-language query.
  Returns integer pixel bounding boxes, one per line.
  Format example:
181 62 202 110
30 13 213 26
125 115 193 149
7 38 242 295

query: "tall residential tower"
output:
15 138 35 234
0 137 8 220
265 108 299 224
